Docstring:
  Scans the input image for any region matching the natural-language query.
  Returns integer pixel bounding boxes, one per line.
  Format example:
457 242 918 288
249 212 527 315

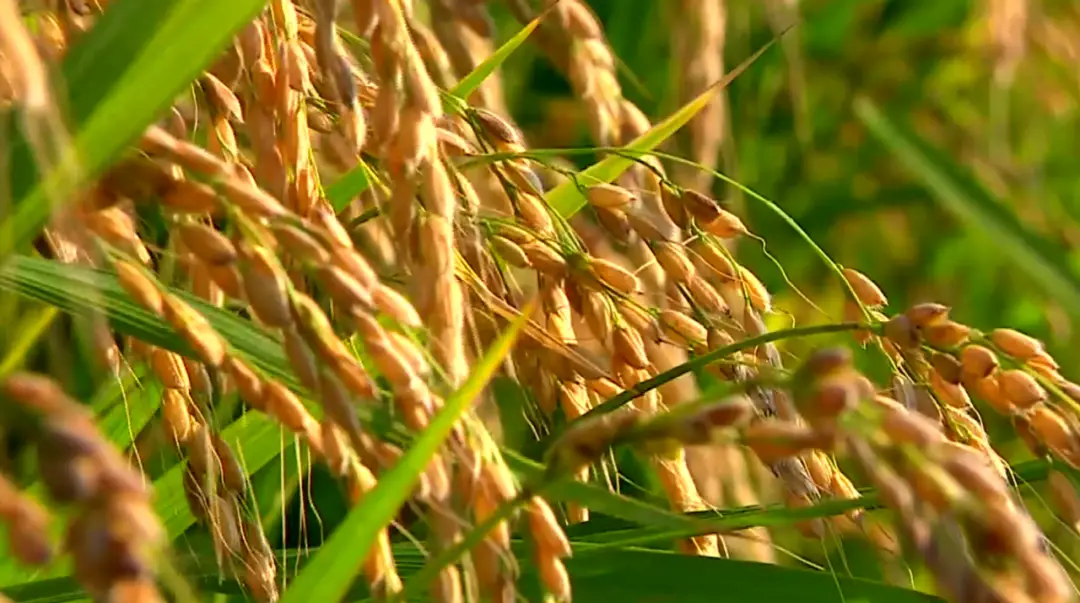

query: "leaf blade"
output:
545 36 781 218
277 302 534 603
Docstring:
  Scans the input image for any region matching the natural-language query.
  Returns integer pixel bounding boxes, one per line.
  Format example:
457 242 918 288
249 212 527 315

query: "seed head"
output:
842 268 888 308
678 188 722 224
905 303 950 328
998 370 1046 409
585 183 635 209
960 345 999 381
990 328 1043 360
922 320 971 348
589 257 641 295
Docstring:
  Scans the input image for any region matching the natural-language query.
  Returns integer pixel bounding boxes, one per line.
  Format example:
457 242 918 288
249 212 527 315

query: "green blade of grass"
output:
278 302 534 603
855 97 1080 318
447 10 545 104
547 548 944 603
0 256 289 383
156 412 287 538
0 305 58 378
1 0 268 264
545 35 782 218
325 159 377 212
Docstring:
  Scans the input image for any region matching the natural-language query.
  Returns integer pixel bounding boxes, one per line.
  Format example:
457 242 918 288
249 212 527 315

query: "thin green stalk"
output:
579 321 869 421
0 305 58 379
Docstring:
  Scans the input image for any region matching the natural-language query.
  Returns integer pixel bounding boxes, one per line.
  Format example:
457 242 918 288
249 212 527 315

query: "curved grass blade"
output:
277 301 534 603
855 97 1080 318
447 10 546 104
545 33 785 218
545 548 944 603
325 158 379 212
0 0 269 264
0 256 289 383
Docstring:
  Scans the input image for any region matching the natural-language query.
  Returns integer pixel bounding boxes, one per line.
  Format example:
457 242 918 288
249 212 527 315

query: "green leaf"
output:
855 97 1080 319
278 302 534 603
545 37 781 218
1 0 269 263
325 159 376 212
0 256 290 385
447 11 544 103
540 549 945 603
155 412 287 539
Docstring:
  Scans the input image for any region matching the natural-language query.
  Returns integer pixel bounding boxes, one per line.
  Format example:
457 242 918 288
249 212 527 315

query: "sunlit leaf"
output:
278 302 534 603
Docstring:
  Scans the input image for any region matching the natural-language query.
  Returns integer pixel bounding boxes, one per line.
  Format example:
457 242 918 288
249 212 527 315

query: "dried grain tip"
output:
1027 403 1080 467
658 309 707 346
842 268 888 308
585 183 635 209
905 302 949 328
521 241 567 277
177 222 238 266
371 284 422 328
527 497 572 559
922 320 971 348
679 188 721 224
589 257 641 295
161 388 194 445
703 209 749 239
114 260 164 316
990 328 1043 360
999 370 1046 409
